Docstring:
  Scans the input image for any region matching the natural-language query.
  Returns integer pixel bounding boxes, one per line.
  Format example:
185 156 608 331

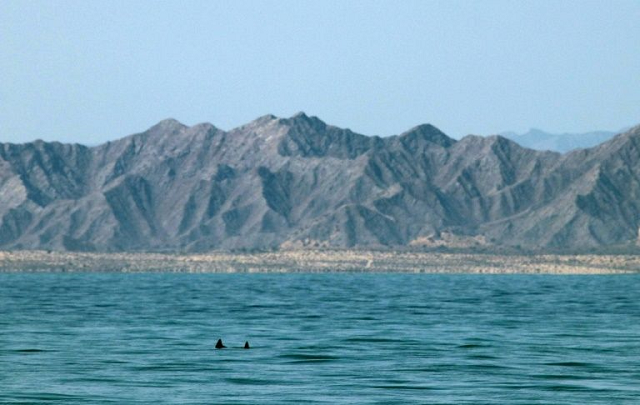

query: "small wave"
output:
467 354 498 360
7 392 87 401
372 385 436 391
278 353 339 363
533 374 594 380
458 343 485 349
466 363 511 370
343 337 402 343
225 377 280 385
545 361 593 367
541 383 592 392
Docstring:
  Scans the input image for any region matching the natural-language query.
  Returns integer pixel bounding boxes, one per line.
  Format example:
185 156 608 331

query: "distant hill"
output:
500 128 618 153
1 113 639 252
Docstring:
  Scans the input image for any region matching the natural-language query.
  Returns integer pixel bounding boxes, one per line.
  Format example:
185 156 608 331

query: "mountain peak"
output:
256 113 278 122
143 118 188 137
501 127 619 153
399 123 455 148
245 114 279 127
284 111 327 130
151 118 186 130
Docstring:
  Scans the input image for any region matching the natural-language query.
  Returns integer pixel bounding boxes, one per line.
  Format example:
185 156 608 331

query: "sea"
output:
1 273 639 404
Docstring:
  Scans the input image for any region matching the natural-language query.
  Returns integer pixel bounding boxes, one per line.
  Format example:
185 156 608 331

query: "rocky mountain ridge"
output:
1 113 639 252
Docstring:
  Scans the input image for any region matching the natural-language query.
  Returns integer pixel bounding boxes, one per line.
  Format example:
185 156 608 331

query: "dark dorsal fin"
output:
244 341 250 349
215 339 226 349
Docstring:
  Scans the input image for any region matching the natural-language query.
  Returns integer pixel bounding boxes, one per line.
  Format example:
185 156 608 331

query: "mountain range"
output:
500 128 618 153
1 113 639 252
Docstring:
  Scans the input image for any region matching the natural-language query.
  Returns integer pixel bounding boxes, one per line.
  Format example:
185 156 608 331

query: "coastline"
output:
1 250 639 274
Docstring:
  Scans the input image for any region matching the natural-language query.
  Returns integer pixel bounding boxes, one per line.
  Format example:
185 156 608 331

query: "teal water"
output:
1 273 639 404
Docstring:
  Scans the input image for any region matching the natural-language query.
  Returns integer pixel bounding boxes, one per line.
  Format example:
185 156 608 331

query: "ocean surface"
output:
1 273 639 404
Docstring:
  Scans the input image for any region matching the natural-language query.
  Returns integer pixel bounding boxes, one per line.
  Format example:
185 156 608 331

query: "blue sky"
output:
1 0 639 144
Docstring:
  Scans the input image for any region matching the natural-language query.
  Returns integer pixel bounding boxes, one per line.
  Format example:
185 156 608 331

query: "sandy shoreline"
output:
1 250 639 274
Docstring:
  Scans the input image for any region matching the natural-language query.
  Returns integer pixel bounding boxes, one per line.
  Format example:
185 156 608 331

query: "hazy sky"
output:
1 0 639 144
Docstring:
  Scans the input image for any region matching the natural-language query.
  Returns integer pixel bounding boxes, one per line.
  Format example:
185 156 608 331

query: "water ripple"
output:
0 273 639 403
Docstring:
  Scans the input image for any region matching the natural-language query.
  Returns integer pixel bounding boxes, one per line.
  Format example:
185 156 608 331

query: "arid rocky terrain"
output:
1 250 638 274
1 113 640 252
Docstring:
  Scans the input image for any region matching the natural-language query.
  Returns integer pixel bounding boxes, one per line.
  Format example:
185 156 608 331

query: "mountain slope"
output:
0 114 638 252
